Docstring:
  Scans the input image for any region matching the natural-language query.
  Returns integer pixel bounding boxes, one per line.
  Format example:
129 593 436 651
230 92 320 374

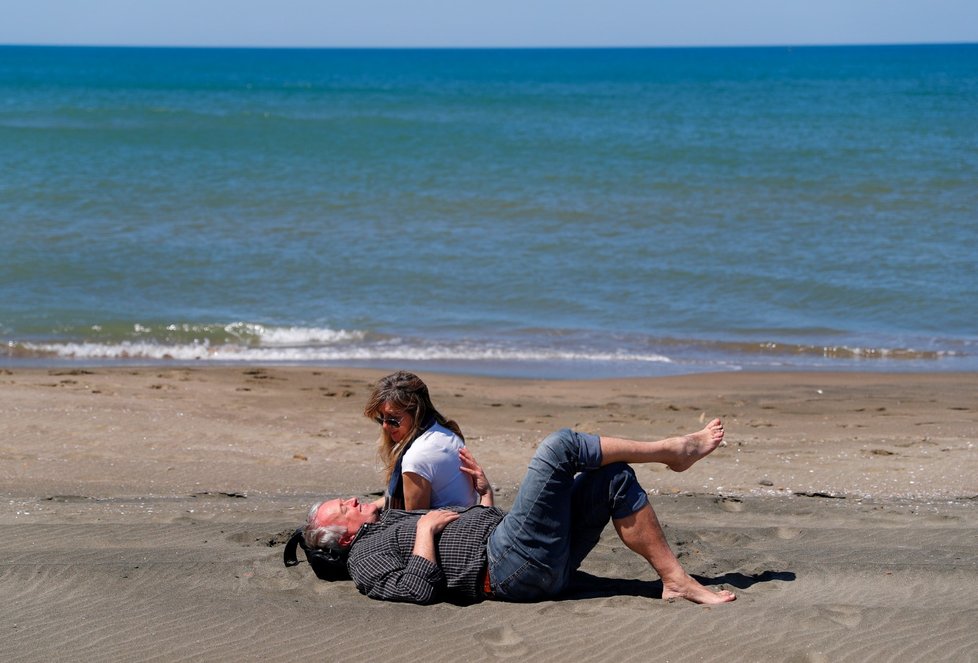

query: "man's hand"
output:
418 509 460 533
412 509 460 563
459 447 494 506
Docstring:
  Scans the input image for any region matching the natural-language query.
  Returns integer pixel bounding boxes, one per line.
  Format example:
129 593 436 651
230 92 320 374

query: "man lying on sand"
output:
303 420 736 605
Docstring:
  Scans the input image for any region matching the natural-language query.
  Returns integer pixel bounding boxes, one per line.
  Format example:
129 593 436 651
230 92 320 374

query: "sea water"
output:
1 45 976 378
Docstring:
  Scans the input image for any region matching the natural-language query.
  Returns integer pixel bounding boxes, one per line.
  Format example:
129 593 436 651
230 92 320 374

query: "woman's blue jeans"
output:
486 429 649 601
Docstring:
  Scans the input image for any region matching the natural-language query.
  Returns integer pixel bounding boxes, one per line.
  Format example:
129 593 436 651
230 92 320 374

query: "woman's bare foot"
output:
662 574 737 604
666 418 726 472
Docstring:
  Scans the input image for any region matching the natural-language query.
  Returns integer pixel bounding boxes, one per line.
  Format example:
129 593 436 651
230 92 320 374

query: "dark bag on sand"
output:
283 527 349 581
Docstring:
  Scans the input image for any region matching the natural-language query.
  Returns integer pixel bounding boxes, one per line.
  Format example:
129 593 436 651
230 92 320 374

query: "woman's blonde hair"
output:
363 371 463 498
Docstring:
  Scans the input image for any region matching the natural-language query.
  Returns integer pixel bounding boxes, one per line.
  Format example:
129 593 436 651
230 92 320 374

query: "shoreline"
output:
4 351 977 381
2 367 977 662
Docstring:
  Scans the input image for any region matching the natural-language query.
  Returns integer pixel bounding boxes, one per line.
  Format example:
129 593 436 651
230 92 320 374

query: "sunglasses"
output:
374 414 404 427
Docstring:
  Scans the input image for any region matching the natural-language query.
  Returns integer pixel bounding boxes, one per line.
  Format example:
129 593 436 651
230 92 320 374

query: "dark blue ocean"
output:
1 45 976 378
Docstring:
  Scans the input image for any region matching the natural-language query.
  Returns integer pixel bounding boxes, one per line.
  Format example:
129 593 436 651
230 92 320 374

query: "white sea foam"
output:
244 325 366 346
11 338 673 365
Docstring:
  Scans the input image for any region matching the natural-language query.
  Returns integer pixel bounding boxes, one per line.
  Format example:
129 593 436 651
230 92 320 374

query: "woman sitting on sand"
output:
364 371 492 510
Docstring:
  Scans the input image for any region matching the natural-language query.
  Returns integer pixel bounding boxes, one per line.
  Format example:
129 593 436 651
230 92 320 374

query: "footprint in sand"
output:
818 604 864 628
774 527 802 539
228 529 293 546
696 530 755 547
800 604 864 630
473 625 528 658
715 497 745 512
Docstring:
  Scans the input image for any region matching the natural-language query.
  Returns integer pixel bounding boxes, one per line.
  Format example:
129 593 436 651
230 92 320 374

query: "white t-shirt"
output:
400 422 478 508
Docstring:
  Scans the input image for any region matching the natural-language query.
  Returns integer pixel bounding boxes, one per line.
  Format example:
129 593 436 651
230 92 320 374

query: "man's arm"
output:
347 511 459 604
412 509 459 561
350 554 443 604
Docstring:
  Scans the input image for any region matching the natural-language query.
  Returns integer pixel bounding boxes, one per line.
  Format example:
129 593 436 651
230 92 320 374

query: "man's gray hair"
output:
303 501 347 551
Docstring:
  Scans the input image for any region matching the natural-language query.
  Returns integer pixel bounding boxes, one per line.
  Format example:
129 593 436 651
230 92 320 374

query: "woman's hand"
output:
459 447 494 507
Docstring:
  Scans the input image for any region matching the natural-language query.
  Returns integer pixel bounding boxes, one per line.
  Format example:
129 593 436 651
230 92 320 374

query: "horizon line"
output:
2 40 976 51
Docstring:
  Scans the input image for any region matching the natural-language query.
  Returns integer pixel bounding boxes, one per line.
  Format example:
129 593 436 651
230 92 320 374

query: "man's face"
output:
314 497 381 546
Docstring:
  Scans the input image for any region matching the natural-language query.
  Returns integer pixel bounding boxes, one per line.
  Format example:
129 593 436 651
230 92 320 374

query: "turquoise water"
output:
1 45 976 378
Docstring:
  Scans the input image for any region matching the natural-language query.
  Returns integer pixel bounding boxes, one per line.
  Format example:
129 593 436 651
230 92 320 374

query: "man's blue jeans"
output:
486 429 649 601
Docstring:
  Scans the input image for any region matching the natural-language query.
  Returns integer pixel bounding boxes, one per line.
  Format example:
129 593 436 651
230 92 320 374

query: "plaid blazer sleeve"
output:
351 551 445 604
347 514 447 604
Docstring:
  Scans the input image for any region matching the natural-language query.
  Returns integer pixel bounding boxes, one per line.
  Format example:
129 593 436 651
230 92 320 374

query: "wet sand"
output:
1 367 976 662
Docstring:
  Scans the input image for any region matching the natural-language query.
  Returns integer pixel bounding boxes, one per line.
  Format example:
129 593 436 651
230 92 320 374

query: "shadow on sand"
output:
561 569 796 600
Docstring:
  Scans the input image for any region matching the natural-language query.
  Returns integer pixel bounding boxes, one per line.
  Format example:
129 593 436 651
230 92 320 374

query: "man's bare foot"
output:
662 574 737 605
667 418 725 472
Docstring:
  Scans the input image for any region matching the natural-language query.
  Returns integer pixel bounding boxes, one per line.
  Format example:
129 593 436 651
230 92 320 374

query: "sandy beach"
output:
2 367 976 662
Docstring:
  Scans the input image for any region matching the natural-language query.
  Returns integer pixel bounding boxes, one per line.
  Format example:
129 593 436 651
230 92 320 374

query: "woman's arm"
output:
402 471 433 510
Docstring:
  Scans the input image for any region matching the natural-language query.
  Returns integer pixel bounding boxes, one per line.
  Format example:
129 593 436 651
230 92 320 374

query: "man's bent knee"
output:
603 463 649 519
534 429 603 473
